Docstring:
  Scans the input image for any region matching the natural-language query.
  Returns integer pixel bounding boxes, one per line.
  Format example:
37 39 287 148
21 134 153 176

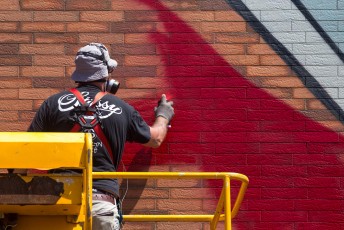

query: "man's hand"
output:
155 94 174 122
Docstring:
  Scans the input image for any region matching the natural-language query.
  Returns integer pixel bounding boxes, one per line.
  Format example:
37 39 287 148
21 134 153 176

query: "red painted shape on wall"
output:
126 0 344 227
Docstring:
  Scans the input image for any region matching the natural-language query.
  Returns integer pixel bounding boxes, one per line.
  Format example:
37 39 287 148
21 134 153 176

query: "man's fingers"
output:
160 94 167 104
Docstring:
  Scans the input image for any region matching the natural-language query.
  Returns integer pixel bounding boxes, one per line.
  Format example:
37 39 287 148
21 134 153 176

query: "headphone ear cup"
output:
105 79 120 94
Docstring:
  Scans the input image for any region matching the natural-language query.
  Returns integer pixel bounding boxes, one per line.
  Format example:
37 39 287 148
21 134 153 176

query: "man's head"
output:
71 43 118 82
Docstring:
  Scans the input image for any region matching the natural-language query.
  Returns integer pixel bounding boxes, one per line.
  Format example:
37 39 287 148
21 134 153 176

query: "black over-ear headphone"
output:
105 79 120 95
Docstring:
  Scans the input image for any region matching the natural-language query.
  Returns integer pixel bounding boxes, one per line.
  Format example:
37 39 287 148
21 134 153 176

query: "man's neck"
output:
77 82 104 91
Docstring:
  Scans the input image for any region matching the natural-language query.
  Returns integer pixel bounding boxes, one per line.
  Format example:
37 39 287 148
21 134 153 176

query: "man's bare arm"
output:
144 94 174 148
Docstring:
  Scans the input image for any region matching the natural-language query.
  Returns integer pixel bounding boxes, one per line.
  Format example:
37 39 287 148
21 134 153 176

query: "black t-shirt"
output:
28 84 151 196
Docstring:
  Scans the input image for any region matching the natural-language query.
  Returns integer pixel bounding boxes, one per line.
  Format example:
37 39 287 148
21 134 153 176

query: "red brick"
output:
80 11 123 22
124 33 150 44
0 55 32 66
247 43 277 54
262 211 308 222
260 121 306 132
295 200 343 211
0 78 31 88
293 154 340 165
247 66 290 77
116 88 156 99
308 143 344 154
309 188 343 199
259 77 305 87
0 22 19 32
157 21 201 33
201 88 246 99
0 100 32 110
111 0 153 11
306 99 327 109
112 22 155 33
0 0 20 10
229 211 261 222
170 188 219 199
34 33 78 44
247 109 294 121
0 44 18 55
19 88 61 99
248 199 294 211
0 12 32 21
199 0 232 10
264 98 305 110
0 111 19 121
20 0 64 10
161 0 200 10
260 54 286 65
21 22 65 32
156 154 200 165
214 11 243 21
222 54 260 66
19 111 36 121
308 211 344 222
122 198 155 210
157 179 201 188
177 11 215 21
261 166 308 177
307 120 344 132
34 55 74 66
125 55 163 66
262 188 308 199
298 110 338 121
33 99 44 110
232 222 292 229
32 78 74 88
0 89 18 99
125 77 166 89
19 44 64 55
79 33 124 44
215 32 260 44
157 222 202 230
168 143 214 154
120 223 154 230
21 66 64 77
247 131 293 143
0 121 30 131
67 22 109 32
294 177 340 188
0 33 32 43
124 188 169 199
66 0 111 10
247 154 292 165
34 11 78 22
212 44 245 54
308 165 344 177
201 22 246 32
157 199 202 211
249 177 293 188
169 32 214 43
124 11 167 22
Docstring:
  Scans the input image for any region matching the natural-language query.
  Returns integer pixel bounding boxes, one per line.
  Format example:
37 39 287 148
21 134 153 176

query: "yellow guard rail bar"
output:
93 172 249 230
0 132 248 230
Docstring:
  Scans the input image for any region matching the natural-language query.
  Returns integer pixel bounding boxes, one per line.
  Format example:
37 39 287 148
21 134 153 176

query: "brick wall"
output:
1 0 344 229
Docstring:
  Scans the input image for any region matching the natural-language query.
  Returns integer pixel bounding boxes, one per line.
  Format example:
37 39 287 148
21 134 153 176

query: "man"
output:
28 43 174 229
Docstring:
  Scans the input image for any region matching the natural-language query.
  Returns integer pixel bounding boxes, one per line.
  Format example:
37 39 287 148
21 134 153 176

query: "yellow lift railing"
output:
94 172 248 230
0 132 249 230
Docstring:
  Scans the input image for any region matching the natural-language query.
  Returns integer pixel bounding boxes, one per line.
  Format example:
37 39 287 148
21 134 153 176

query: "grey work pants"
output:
92 199 120 230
